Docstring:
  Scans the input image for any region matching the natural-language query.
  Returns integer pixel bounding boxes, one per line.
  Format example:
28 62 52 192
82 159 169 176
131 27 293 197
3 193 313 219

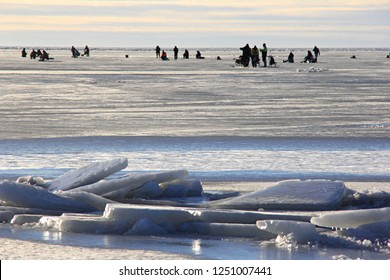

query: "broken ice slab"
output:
104 203 194 225
257 220 320 243
46 157 128 192
178 222 277 239
103 204 312 226
209 180 347 211
193 208 312 224
58 190 117 211
152 169 189 184
0 211 14 223
71 173 156 200
0 180 97 213
0 205 65 216
310 207 390 229
160 179 203 198
38 214 130 234
11 214 43 225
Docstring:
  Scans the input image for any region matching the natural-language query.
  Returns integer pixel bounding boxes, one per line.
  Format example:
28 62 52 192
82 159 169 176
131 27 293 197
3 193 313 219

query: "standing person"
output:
155 45 161 58
251 45 259 67
260 43 268 67
173 46 179 60
313 46 320 62
240 43 251 67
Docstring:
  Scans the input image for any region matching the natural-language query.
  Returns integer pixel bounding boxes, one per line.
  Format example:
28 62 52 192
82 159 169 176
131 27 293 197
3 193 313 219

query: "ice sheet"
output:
210 180 347 210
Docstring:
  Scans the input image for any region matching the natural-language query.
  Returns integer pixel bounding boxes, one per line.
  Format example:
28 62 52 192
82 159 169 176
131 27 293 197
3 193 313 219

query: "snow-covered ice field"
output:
0 47 389 260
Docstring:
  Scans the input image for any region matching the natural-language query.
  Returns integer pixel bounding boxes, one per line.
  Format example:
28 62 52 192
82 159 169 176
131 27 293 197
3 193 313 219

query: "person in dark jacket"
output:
173 46 179 59
183 49 189 59
260 43 268 67
240 43 251 67
313 46 320 62
283 52 294 63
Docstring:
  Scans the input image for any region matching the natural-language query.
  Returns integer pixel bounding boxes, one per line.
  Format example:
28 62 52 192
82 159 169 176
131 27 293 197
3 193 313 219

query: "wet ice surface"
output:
0 47 389 259
0 48 389 139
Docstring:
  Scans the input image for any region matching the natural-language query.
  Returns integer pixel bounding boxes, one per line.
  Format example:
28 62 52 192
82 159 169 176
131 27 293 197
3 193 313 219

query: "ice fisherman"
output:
196 51 204 59
240 44 251 67
260 43 268 67
71 46 80 58
173 46 179 60
183 49 189 59
30 49 37 59
84 45 90 57
283 52 294 63
313 46 320 62
303 50 315 63
21 48 27 58
155 45 161 58
161 50 169 60
251 45 260 67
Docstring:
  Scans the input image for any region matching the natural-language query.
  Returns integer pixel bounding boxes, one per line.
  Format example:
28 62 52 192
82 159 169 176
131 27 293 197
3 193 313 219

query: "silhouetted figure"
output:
283 52 294 63
196 51 204 59
351 55 356 59
84 45 90 56
269 56 277 67
71 46 80 58
21 48 27 57
37 49 42 57
313 46 320 62
251 45 259 67
260 43 268 67
155 45 161 58
217 56 221 60
39 50 49 61
240 43 251 67
30 49 37 59
173 46 179 60
183 49 189 59
161 50 169 60
303 50 315 63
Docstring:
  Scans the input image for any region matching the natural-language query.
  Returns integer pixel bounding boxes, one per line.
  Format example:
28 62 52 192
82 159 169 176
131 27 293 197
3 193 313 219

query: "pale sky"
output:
1 0 389 48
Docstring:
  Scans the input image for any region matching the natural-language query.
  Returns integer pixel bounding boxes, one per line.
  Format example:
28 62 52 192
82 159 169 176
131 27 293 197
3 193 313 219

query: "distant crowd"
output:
20 45 390 64
20 45 90 61
154 44 322 67
155 45 209 61
21 47 50 61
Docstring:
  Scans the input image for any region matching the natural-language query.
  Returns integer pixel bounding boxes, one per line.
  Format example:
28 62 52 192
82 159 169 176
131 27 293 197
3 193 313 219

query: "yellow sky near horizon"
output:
1 0 389 47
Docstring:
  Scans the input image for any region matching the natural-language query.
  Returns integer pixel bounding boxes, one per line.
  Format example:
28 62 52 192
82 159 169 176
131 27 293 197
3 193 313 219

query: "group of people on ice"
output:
238 43 272 67
21 48 50 61
155 45 206 60
71 45 90 58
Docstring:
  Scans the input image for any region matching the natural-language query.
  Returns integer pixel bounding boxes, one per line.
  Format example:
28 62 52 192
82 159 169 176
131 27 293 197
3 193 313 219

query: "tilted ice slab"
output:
70 173 156 199
310 207 390 229
46 157 128 192
0 180 97 213
70 169 189 200
210 180 347 211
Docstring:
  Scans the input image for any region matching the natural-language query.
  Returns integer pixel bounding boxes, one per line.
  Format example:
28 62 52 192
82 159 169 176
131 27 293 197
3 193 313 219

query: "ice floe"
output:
1 157 390 252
